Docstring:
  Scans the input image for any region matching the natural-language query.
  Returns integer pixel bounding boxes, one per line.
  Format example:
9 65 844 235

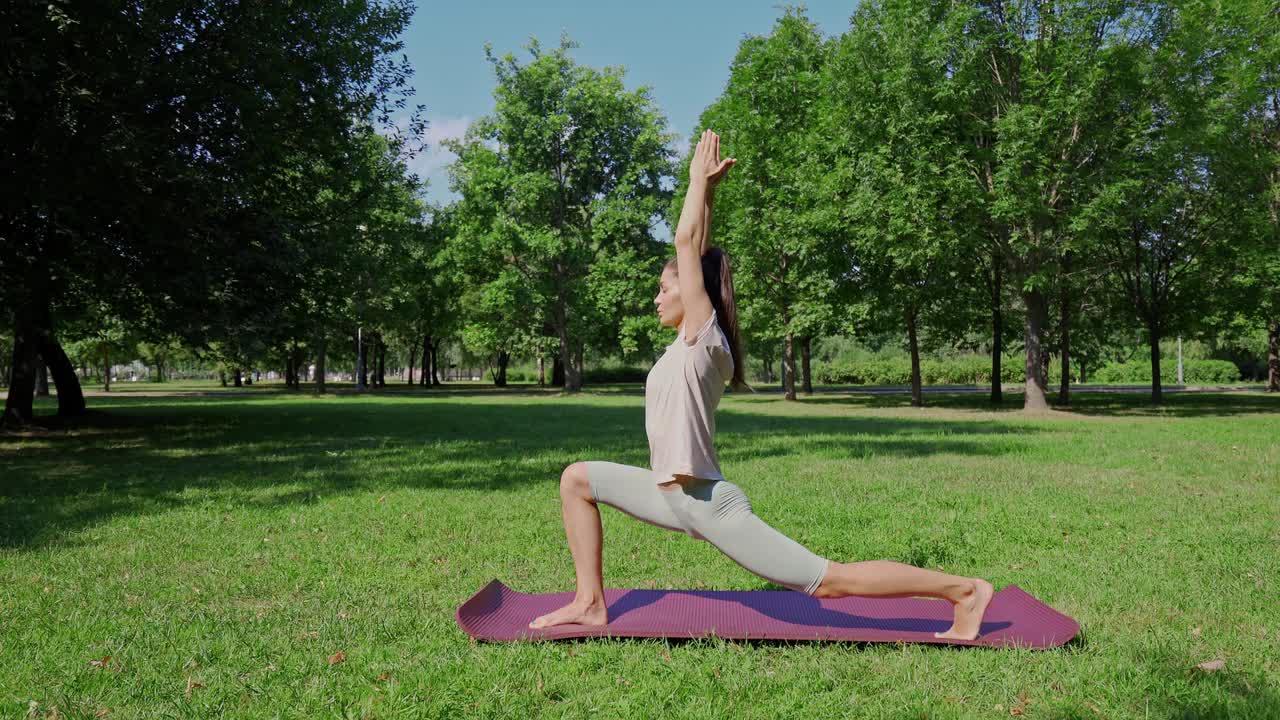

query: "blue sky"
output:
400 2 859 207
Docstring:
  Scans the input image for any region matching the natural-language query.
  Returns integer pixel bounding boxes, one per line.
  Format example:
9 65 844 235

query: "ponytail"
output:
666 247 752 392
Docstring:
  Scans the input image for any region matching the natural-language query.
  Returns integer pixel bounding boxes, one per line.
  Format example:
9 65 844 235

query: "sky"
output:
399 2 859 208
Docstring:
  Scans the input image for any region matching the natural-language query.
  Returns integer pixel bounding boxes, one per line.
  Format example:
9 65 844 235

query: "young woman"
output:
530 130 994 640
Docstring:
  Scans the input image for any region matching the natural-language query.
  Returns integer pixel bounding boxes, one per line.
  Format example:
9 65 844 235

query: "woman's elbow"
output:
674 226 699 248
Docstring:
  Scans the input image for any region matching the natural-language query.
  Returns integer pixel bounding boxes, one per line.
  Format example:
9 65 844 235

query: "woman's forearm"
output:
674 178 708 249
699 190 714 256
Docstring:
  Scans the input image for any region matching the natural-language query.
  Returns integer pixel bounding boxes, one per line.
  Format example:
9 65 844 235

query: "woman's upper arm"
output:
676 240 713 346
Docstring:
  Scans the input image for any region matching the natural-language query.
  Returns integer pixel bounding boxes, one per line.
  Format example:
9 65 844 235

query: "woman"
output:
531 130 994 640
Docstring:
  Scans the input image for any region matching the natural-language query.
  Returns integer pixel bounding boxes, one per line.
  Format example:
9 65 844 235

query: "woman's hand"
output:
689 129 736 190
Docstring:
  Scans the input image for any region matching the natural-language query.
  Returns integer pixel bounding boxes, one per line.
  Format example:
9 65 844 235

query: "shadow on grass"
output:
1 394 1044 549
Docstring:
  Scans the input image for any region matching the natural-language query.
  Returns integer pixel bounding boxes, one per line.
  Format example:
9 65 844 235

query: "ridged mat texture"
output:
456 580 1079 648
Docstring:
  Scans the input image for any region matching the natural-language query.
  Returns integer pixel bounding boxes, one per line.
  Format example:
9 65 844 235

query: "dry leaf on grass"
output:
184 678 204 698
328 650 346 665
1195 659 1226 673
88 656 111 669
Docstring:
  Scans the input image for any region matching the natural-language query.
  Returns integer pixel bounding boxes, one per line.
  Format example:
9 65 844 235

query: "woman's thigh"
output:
584 461 687 535
677 480 829 595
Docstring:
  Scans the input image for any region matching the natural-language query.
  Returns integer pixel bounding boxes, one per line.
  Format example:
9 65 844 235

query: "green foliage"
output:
815 356 1025 386
1093 359 1242 384
685 9 843 385
445 36 675 388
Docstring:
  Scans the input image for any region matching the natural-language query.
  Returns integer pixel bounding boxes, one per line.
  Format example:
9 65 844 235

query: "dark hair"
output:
665 247 751 392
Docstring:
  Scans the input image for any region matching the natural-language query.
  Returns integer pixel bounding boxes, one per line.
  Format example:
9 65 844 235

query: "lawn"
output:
2 388 1277 718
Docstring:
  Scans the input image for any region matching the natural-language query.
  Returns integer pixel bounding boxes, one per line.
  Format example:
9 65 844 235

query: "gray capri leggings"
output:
584 461 829 595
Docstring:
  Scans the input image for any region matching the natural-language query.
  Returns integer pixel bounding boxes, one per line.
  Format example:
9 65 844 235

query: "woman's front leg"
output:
529 462 609 629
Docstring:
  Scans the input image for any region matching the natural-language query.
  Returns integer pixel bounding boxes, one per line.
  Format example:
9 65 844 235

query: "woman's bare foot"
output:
529 599 608 629
935 578 994 641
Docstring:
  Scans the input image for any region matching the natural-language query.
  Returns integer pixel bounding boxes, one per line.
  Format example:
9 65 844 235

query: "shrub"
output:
1092 359 1241 384
582 366 648 384
814 356 1023 386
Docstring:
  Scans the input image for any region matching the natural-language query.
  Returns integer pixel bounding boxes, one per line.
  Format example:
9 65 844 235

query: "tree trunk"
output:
285 351 296 389
36 362 50 396
3 316 38 424
219 370 227 388
430 340 441 386
233 368 243 388
1057 271 1071 407
1149 321 1163 404
376 338 386 387
427 333 437 384
4 301 84 422
358 336 369 388
538 355 545 386
495 350 509 387
291 344 305 389
800 336 813 395
40 338 85 416
1268 320 1279 392
1022 289 1049 411
552 356 565 387
1079 358 1087 385
574 343 584 389
407 340 417 385
782 331 797 401
907 309 923 408
990 257 1003 404
315 335 327 394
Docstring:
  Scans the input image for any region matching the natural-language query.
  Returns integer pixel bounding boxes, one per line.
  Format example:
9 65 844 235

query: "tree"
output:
826 0 984 407
1218 0 1280 391
1 0 419 423
446 36 674 391
957 0 1149 410
688 9 840 401
1080 2 1255 403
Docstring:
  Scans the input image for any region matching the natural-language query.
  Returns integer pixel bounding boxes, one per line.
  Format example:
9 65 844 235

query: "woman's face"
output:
654 266 682 329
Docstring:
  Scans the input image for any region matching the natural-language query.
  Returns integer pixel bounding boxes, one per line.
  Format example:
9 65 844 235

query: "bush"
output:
582 366 648 383
814 356 1023 386
1092 359 1241 384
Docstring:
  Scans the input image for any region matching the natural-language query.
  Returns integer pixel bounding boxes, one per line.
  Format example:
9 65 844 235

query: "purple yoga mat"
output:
456 580 1079 648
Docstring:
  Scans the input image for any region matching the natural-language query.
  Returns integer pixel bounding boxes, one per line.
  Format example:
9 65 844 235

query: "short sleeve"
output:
683 312 733 384
681 311 719 347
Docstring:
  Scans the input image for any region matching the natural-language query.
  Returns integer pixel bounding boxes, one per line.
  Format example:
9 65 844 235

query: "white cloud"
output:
408 114 472 205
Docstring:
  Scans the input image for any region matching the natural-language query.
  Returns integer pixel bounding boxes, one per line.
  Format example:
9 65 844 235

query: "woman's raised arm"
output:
673 130 735 344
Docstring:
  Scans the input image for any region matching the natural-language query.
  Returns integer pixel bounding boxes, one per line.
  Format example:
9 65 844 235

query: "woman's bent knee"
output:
560 462 592 499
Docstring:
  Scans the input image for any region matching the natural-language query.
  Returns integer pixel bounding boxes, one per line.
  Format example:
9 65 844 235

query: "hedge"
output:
814 357 1024 386
813 356 1241 386
1091 359 1240 384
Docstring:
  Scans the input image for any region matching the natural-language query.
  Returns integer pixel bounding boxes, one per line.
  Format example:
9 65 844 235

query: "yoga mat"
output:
456 580 1079 648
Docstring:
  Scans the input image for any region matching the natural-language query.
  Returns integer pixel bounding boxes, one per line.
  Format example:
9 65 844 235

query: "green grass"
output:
2 389 1278 718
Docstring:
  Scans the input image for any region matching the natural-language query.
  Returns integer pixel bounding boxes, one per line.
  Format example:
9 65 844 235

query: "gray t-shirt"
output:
645 309 735 484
